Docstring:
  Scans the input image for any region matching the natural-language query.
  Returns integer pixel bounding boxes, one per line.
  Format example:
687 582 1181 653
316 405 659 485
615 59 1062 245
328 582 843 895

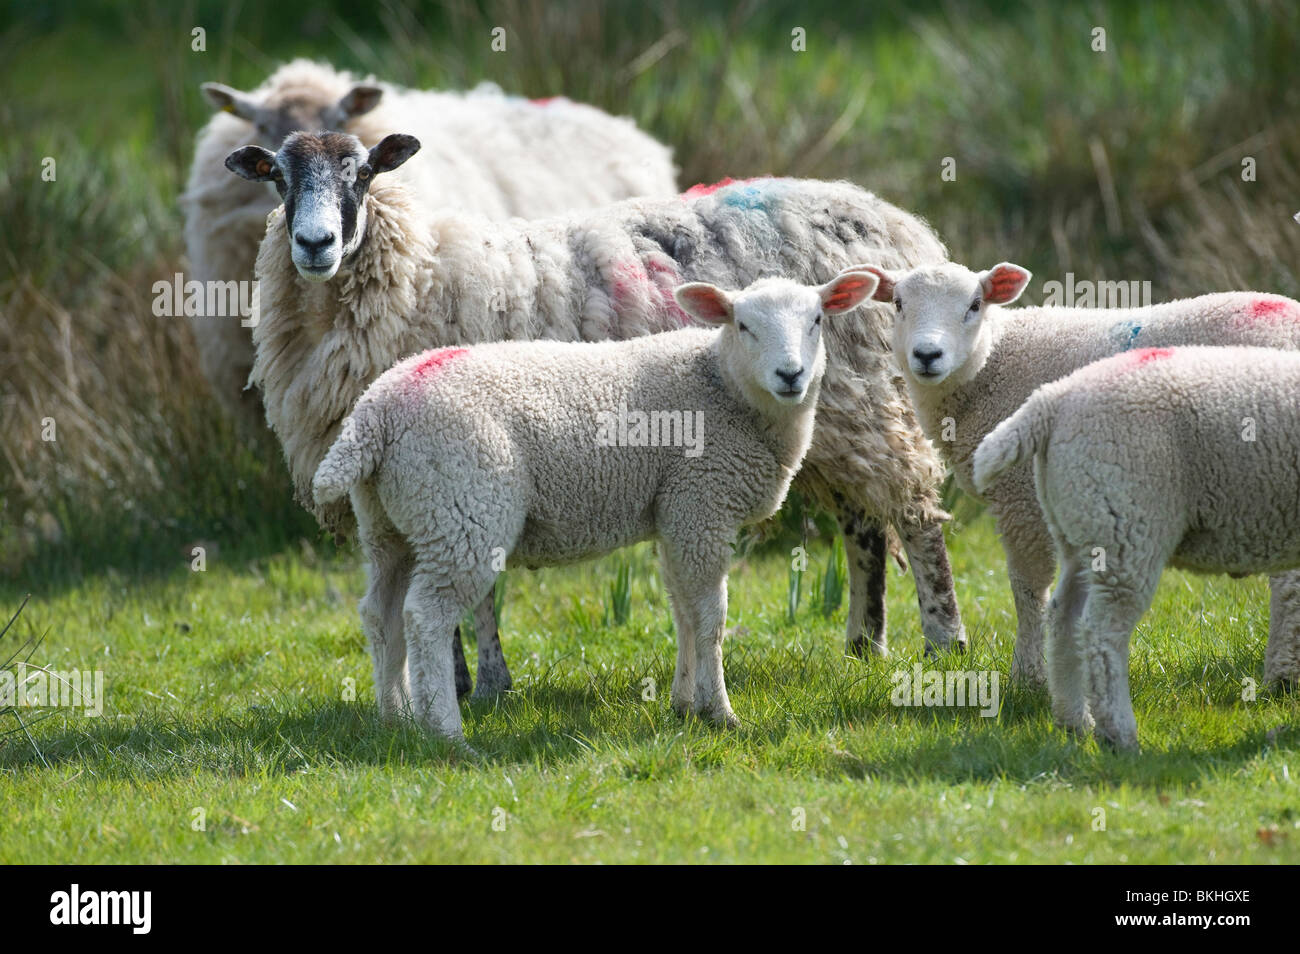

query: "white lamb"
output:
182 59 677 426
854 260 1300 688
972 345 1300 751
311 271 881 742
227 132 967 698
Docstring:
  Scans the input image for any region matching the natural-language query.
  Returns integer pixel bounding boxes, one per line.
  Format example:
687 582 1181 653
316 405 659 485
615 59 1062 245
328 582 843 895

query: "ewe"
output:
313 272 881 742
227 131 967 697
973 346 1300 751
855 260 1300 688
183 59 677 426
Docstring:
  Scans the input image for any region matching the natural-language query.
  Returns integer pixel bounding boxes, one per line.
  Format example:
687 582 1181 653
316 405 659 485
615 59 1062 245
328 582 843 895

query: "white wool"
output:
311 275 861 740
180 59 677 427
883 259 1300 688
973 345 1300 750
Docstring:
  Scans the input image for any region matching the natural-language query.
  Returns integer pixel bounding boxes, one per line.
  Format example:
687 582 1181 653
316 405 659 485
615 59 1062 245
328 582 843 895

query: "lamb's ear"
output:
980 262 1032 305
674 282 734 324
819 270 880 315
338 85 383 119
844 264 902 302
202 82 258 120
225 145 278 181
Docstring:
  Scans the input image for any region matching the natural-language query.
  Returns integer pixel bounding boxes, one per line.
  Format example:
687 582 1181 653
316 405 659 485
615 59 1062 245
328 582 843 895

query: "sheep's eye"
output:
736 321 748 333
357 166 371 180
813 314 822 328
970 299 981 313
894 298 903 312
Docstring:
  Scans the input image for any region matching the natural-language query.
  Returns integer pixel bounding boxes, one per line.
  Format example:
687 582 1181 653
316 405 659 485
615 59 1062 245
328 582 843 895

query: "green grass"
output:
2 514 1296 864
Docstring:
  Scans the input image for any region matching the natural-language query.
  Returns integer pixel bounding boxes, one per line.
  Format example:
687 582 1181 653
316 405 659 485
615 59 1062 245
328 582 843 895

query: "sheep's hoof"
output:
846 638 888 660
470 679 512 702
695 704 740 729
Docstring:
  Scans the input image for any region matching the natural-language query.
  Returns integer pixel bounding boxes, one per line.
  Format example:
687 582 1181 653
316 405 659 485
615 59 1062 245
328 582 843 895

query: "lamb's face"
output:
674 272 879 406
877 262 1031 387
225 132 421 283
892 265 989 385
202 81 384 149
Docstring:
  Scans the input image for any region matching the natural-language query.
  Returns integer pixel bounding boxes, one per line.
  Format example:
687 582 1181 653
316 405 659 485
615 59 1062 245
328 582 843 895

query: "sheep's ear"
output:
368 134 420 175
674 282 733 324
202 82 258 120
844 264 901 302
980 263 1031 305
225 145 278 181
819 270 880 314
338 85 383 119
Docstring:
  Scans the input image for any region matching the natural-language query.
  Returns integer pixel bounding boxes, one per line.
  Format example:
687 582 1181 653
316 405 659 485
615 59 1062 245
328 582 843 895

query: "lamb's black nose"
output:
777 367 804 387
913 347 943 370
295 231 337 252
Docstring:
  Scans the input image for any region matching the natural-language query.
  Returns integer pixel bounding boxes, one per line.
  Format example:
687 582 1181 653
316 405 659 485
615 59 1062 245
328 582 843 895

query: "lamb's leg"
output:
659 542 697 716
351 484 412 719
1265 572 1300 689
402 573 469 741
1078 583 1153 753
1001 534 1056 687
1046 552 1093 736
897 519 967 656
836 505 889 658
470 587 513 699
660 540 736 726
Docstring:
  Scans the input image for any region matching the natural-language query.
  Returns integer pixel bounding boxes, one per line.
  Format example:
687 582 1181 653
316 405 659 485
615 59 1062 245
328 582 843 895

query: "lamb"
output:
311 271 881 741
854 259 1300 688
971 345 1300 750
226 131 968 699
182 59 678 426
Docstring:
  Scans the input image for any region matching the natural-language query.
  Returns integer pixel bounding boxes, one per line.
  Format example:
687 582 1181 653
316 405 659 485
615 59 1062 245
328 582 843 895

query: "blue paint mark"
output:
1113 320 1142 351
721 185 771 212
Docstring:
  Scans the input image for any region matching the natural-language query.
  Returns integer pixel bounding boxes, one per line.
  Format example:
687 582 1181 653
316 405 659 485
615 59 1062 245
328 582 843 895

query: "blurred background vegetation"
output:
2 0 1298 586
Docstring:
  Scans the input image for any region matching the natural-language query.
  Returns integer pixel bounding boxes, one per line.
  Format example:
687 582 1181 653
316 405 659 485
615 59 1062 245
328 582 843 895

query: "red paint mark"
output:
680 175 770 200
410 347 468 379
1129 347 1174 367
530 97 560 106
1249 297 1294 321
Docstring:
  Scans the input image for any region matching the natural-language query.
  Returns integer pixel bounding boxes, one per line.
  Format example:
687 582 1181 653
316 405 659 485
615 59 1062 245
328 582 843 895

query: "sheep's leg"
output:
470 588 513 700
659 542 697 716
402 574 468 742
453 631 472 699
351 484 412 719
897 520 967 656
1045 552 1093 737
1000 535 1055 687
1078 582 1154 753
836 506 889 658
1265 572 1300 689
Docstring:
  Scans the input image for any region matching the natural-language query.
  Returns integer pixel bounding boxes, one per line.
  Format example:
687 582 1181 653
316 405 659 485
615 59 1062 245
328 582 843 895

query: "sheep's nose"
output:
295 231 337 253
912 347 943 370
776 367 804 388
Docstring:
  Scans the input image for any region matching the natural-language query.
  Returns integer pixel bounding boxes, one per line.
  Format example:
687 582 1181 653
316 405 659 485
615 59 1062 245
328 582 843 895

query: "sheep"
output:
225 131 968 699
971 345 1300 751
182 59 678 427
854 259 1300 688
311 271 882 741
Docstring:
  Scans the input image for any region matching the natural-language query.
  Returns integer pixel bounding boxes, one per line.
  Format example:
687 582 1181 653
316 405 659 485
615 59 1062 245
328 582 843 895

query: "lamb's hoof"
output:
846 638 888 660
695 704 740 729
1010 662 1048 689
1096 732 1139 754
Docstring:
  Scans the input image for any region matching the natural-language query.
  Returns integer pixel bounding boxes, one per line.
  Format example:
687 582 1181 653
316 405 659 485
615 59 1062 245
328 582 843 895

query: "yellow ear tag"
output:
222 104 235 113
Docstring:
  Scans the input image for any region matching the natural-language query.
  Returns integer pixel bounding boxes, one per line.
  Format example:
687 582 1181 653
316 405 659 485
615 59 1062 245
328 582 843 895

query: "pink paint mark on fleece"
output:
529 96 560 106
1126 347 1174 368
646 258 691 324
409 347 468 380
680 175 770 200
1247 296 1296 322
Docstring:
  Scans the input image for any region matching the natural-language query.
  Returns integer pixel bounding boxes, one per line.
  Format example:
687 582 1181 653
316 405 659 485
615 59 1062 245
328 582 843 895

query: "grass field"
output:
3 0 1299 864
3 515 1297 863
